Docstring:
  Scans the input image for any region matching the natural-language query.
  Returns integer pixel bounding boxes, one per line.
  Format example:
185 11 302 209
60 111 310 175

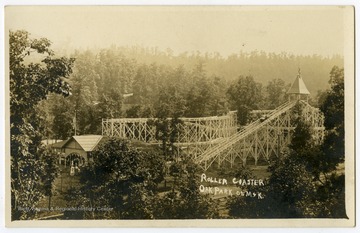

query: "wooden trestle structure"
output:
194 100 324 170
102 100 324 170
102 71 324 170
102 111 238 158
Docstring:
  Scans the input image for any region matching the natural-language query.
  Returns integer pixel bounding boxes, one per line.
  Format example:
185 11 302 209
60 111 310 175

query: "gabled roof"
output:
287 70 310 95
42 139 60 146
67 135 104 152
50 139 70 149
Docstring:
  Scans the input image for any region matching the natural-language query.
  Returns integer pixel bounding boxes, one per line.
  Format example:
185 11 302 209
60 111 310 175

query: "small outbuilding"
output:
51 135 105 167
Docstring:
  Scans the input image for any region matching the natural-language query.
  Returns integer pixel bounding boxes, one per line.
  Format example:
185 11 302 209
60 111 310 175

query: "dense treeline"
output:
38 46 342 140
77 46 343 94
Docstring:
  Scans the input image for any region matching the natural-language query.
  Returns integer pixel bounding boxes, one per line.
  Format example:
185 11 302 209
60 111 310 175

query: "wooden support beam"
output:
102 100 324 171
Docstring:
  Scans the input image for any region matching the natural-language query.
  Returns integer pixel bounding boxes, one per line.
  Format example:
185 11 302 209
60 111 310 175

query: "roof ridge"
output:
71 135 103 152
287 71 310 95
89 136 104 151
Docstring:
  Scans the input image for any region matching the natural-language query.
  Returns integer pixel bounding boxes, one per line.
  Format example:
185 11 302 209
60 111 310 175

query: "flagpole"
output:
74 109 77 136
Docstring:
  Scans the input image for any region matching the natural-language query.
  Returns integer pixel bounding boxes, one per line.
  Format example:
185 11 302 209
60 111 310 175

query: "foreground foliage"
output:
153 157 219 219
227 66 346 218
64 138 217 219
10 30 75 220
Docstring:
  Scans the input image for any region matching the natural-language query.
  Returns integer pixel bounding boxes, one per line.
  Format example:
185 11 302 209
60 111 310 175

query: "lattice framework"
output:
102 100 324 170
102 111 238 144
194 100 325 170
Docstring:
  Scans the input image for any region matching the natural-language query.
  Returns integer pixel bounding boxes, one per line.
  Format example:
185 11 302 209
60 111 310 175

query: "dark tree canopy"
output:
10 30 73 121
10 30 75 220
227 75 263 125
153 157 219 219
319 66 345 170
74 138 159 219
265 78 289 109
227 66 347 219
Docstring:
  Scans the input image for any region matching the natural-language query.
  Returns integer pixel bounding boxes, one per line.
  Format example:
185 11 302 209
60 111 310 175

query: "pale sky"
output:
5 6 349 57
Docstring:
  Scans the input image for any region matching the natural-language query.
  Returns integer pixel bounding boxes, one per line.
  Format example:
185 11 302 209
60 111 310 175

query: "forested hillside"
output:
37 46 343 140
98 46 343 94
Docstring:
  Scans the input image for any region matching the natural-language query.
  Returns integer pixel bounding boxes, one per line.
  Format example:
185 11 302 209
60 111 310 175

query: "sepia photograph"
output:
3 4 355 228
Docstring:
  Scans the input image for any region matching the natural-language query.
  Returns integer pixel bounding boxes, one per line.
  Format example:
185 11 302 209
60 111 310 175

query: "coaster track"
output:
194 101 295 169
102 100 324 170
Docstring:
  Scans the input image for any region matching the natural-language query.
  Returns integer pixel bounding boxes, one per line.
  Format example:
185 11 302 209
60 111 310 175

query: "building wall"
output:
60 139 88 166
64 148 87 158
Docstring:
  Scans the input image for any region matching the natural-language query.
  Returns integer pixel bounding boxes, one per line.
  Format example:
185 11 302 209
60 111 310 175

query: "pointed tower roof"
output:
287 69 310 95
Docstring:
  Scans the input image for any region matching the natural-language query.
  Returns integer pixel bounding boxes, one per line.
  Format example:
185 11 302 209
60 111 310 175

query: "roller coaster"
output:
102 71 325 170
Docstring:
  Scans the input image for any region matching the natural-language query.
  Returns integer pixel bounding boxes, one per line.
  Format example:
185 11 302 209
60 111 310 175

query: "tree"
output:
183 63 228 117
49 94 74 139
227 78 347 218
227 105 321 218
227 75 263 125
40 148 59 210
319 66 345 170
35 98 55 141
68 138 164 219
10 30 75 220
132 63 160 108
265 117 320 217
208 76 229 116
67 50 100 135
226 166 268 218
97 48 136 118
184 75 228 117
265 78 288 109
276 67 347 218
153 157 219 219
184 62 210 117
154 84 186 158
315 66 346 217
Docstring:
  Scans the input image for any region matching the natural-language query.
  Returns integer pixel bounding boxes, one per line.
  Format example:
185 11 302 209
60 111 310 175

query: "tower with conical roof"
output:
287 69 310 101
